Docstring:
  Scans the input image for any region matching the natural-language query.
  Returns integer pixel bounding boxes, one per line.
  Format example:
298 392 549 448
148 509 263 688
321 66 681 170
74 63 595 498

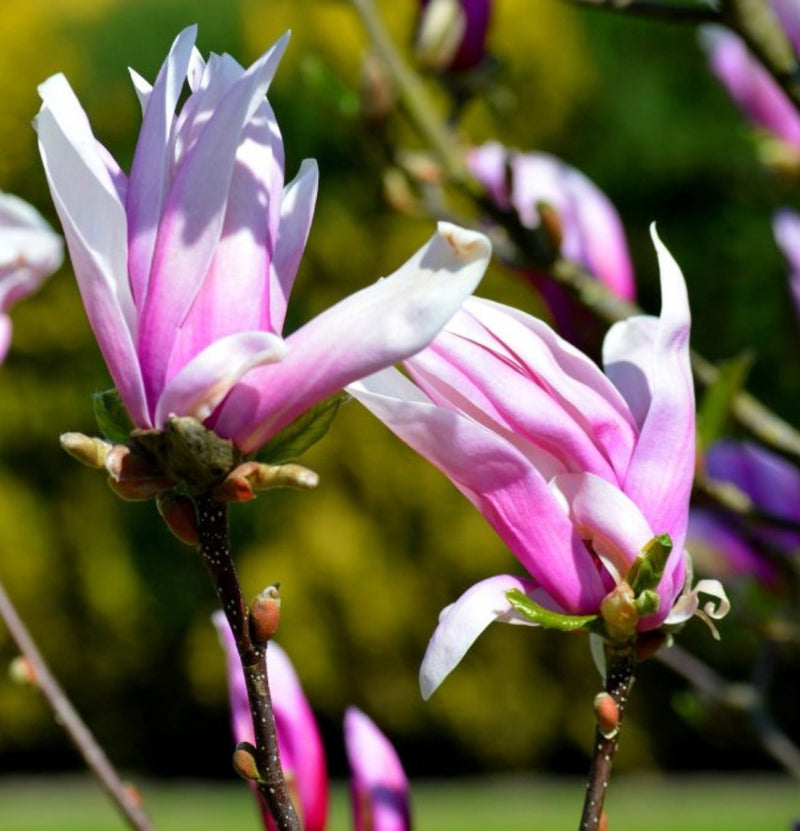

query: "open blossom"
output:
36 26 490 456
213 613 410 831
415 0 492 73
0 191 63 362
689 440 800 584
700 2 800 146
350 227 727 697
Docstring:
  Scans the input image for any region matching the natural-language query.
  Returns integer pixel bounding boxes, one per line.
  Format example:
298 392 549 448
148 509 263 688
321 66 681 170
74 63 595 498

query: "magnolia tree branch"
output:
579 641 637 831
658 643 800 780
193 495 301 831
0 578 155 831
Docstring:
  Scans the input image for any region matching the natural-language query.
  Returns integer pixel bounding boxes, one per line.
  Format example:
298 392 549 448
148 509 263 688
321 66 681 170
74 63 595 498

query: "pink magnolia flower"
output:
700 7 800 146
213 613 410 831
36 26 490 455
349 227 727 697
773 208 800 317
415 0 492 73
689 440 800 585
0 191 63 362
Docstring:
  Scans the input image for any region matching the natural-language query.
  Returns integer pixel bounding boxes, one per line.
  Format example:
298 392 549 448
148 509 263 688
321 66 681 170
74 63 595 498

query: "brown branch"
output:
193 494 301 831
0 578 156 831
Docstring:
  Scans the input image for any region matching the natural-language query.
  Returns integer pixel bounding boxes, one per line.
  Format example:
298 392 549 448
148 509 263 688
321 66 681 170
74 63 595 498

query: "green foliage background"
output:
0 0 797 781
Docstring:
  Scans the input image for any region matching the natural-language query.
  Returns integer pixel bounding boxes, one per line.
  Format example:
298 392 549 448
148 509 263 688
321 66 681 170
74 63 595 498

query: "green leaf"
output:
255 391 349 465
92 389 134 444
697 351 753 451
625 534 672 596
506 589 601 633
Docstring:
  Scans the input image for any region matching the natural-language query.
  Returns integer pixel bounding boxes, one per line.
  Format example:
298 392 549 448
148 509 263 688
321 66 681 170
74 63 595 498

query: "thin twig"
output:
193 494 301 831
0 578 156 831
658 643 800 780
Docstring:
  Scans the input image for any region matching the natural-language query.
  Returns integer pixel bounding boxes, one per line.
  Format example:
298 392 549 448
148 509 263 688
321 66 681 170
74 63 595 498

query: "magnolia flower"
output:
415 0 492 73
213 613 410 831
36 26 490 456
689 440 800 584
0 191 63 362
700 4 800 147
350 227 727 698
774 208 800 317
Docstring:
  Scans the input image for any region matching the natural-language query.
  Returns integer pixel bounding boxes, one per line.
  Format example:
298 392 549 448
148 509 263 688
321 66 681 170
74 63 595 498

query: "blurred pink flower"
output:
37 26 490 454
415 0 492 73
0 191 62 362
773 208 800 316
213 612 410 831
700 14 800 145
350 228 727 697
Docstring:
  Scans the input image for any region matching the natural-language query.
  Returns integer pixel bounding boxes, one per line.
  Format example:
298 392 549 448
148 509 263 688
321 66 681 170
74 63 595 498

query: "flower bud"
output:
156 492 199 545
415 0 467 72
9 655 37 686
600 583 639 643
593 692 619 739
60 433 112 469
250 585 281 644
221 461 319 497
232 741 261 782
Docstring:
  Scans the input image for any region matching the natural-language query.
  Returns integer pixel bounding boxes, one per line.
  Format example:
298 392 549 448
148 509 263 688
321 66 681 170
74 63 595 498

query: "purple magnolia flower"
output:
350 227 727 697
700 10 800 146
688 440 800 584
773 208 800 317
36 26 490 455
415 0 492 73
213 613 410 831
0 191 63 362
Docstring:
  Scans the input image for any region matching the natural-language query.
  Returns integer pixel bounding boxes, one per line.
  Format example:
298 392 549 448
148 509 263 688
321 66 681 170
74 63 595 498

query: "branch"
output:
0 578 156 831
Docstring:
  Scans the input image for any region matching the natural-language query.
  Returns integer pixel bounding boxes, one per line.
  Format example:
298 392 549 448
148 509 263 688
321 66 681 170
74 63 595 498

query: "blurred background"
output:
0 0 798 789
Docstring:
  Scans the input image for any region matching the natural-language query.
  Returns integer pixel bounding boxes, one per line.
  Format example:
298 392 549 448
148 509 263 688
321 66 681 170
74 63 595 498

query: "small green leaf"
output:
634 589 659 617
626 533 672 596
92 389 134 444
697 351 753 451
255 392 349 465
506 589 601 633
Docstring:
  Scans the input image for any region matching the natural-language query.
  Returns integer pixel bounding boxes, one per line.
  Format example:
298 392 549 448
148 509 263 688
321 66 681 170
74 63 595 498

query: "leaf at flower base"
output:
506 589 601 633
254 391 349 464
625 533 672 597
92 388 134 444
697 351 753 451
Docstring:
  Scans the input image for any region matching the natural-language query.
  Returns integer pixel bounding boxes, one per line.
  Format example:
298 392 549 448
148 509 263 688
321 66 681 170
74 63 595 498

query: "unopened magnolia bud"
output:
600 583 639 643
232 742 261 782
156 492 199 545
9 656 37 686
593 692 620 739
250 585 281 644
415 0 466 71
60 433 112 469
226 461 319 494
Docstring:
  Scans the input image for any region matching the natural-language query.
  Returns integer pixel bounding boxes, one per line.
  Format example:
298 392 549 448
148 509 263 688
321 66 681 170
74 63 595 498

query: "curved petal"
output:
664 578 731 630
155 331 286 425
137 33 290 406
344 708 410 831
268 158 319 332
419 575 539 700
604 226 694 553
773 208 800 319
215 222 491 453
36 75 149 426
348 367 607 612
127 25 198 304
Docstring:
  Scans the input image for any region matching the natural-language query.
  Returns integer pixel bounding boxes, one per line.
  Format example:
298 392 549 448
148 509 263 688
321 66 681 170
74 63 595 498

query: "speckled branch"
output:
579 642 636 831
0 578 155 831
194 494 301 831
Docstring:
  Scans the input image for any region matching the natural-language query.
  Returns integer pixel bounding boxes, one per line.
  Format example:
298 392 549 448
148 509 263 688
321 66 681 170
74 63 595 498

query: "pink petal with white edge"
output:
137 34 290 407
549 472 654 585
603 226 694 564
155 331 286 425
267 158 319 332
127 25 198 305
215 222 492 453
36 75 149 427
419 574 539 700
344 707 410 831
348 367 607 612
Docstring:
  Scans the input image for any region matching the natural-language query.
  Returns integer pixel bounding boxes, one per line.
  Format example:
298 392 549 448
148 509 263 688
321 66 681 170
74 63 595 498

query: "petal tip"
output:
435 221 491 263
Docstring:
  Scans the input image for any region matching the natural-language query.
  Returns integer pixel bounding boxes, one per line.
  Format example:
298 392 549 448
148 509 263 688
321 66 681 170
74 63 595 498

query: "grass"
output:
0 774 797 830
